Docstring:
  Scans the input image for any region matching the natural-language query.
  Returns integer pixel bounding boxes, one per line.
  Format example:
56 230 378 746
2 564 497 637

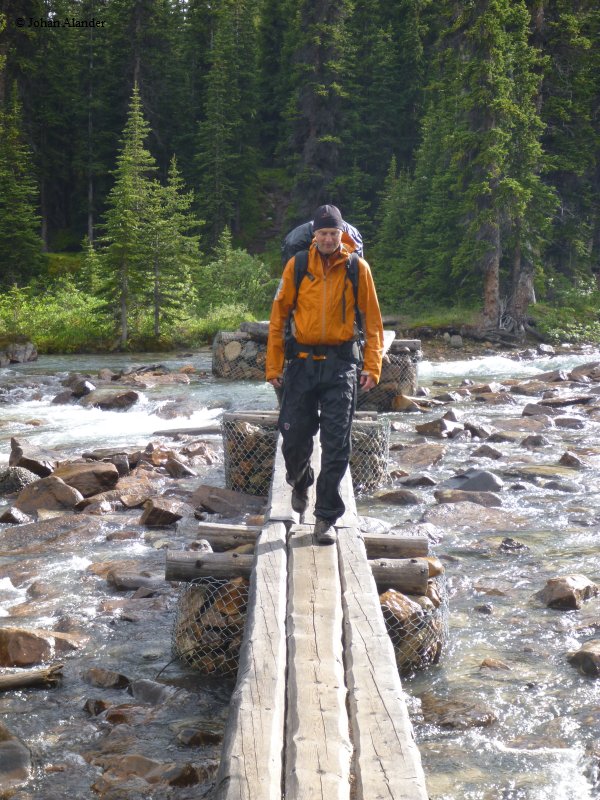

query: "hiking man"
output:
266 204 384 544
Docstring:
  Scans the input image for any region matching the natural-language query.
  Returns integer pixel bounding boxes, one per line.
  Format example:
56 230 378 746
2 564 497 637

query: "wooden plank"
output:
301 437 320 526
176 519 261 551
212 521 288 800
369 558 429 595
285 525 351 800
363 533 429 560
338 465 359 528
266 434 299 523
337 528 428 800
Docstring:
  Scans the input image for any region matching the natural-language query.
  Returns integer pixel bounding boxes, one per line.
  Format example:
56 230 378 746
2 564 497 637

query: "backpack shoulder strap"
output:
292 250 310 308
345 253 360 305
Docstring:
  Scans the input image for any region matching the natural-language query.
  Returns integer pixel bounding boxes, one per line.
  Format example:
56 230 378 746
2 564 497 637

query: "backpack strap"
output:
292 250 310 309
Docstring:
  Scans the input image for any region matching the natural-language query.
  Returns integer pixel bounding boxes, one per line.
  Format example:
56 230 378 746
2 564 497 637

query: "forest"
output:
0 0 599 351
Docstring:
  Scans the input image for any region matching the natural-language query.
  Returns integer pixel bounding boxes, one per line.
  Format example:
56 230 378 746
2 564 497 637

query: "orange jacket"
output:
266 235 384 382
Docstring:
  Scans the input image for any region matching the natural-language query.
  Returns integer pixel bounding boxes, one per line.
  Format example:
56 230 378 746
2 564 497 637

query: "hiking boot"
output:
291 486 308 514
314 518 337 545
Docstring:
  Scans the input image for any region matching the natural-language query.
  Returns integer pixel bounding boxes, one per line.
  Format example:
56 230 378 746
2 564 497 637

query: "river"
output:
1 345 600 799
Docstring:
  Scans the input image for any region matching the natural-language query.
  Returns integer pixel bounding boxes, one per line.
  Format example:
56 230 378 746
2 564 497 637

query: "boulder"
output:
0 335 37 364
522 403 560 418
415 418 464 438
443 468 504 492
392 443 447 469
190 484 265 515
52 461 119 497
165 456 197 479
471 444 502 460
422 502 529 531
377 488 421 505
510 380 550 396
9 438 61 477
535 574 599 610
79 388 139 411
83 667 131 689
0 723 31 789
400 473 437 487
419 691 496 729
520 434 550 449
434 489 502 508
558 451 587 469
14 476 84 514
0 627 83 667
554 416 586 430
568 640 600 677
0 506 33 524
140 497 192 526
0 466 38 494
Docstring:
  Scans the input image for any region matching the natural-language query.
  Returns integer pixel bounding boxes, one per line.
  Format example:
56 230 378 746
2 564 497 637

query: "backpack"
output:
281 220 363 265
284 249 364 365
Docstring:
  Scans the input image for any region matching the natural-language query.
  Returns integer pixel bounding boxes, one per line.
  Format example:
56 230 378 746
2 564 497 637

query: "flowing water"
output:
1 346 600 798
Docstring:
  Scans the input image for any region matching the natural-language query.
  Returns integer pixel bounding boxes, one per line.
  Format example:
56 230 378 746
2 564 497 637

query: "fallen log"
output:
166 550 431 594
0 663 64 692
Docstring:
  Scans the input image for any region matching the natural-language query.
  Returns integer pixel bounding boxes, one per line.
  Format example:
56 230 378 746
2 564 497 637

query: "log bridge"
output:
165 417 430 800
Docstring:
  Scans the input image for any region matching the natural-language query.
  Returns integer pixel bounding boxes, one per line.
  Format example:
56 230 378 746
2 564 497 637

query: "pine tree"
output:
143 157 201 338
0 84 44 287
195 0 259 246
99 85 157 348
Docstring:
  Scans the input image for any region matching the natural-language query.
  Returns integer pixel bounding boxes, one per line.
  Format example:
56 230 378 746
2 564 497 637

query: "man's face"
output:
315 227 342 256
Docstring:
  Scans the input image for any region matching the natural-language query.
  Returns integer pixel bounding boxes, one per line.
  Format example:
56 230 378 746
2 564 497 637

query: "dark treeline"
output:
0 0 599 344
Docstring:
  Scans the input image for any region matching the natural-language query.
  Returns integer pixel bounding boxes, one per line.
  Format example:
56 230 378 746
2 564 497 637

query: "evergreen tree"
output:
195 0 259 246
286 0 351 219
143 157 201 338
98 85 157 348
0 84 44 287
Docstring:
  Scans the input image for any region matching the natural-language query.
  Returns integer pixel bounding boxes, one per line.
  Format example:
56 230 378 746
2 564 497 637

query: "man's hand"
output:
269 377 283 389
360 372 376 392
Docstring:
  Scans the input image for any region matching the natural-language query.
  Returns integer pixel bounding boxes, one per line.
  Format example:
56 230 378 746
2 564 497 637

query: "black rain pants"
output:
278 353 357 523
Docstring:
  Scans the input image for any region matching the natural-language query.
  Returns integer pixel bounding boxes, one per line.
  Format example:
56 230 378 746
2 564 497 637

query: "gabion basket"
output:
222 415 279 496
357 352 417 412
212 331 266 380
350 417 390 495
381 574 448 675
172 576 250 678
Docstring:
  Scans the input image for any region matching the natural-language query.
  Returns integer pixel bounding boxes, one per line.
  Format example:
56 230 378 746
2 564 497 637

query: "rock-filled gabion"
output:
357 352 417 412
222 415 390 497
222 416 279 496
172 576 249 678
380 575 448 675
213 328 421 412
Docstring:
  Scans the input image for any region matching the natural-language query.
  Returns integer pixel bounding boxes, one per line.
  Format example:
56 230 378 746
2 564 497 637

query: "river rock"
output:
9 438 62 477
0 627 83 666
535 574 599 609
390 395 422 412
493 416 553 432
140 497 192 526
13 475 84 515
165 456 197 478
83 667 131 689
79 388 140 411
415 418 464 438
558 451 587 469
377 488 421 505
0 506 33 524
471 444 502 460
543 479 580 493
52 461 120 497
502 464 580 482
443 468 504 492
0 515 103 555
400 473 437 487
51 389 75 405
422 503 528 531
0 465 39 494
434 489 502 508
419 691 497 729
106 570 169 592
522 403 560 418
392 443 447 469
464 422 493 439
554 416 586 429
510 380 550 396
190 484 265 515
0 723 31 789
521 434 550 449
567 640 600 677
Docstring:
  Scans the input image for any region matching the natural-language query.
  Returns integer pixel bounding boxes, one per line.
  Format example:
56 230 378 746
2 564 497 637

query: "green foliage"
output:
185 303 257 344
196 228 277 315
0 278 111 352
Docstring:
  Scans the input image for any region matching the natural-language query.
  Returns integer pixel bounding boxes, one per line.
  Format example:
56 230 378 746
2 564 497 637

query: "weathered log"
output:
151 425 222 437
166 550 431 595
177 520 263 552
363 532 429 559
165 551 254 582
0 663 64 692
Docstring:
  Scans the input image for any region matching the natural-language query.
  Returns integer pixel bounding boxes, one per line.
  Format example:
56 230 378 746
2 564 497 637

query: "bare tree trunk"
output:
509 222 536 328
480 212 501 330
87 25 94 243
154 254 160 338
120 266 128 349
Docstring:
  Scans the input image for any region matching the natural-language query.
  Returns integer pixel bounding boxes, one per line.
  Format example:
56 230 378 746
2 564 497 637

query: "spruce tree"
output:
143 157 201 338
99 85 157 348
0 84 44 287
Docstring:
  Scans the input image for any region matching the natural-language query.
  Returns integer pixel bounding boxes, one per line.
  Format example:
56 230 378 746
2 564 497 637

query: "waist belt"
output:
289 339 361 363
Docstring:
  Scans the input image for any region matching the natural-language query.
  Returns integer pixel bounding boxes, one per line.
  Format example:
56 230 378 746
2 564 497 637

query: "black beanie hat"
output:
313 204 343 231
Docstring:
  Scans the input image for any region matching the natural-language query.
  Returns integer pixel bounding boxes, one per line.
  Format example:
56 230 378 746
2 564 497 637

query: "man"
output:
266 204 384 544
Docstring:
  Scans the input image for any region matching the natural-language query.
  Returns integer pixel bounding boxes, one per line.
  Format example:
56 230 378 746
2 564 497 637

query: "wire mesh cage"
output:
357 352 418 412
380 574 448 675
172 576 250 678
350 417 391 495
222 415 279 496
212 331 266 381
